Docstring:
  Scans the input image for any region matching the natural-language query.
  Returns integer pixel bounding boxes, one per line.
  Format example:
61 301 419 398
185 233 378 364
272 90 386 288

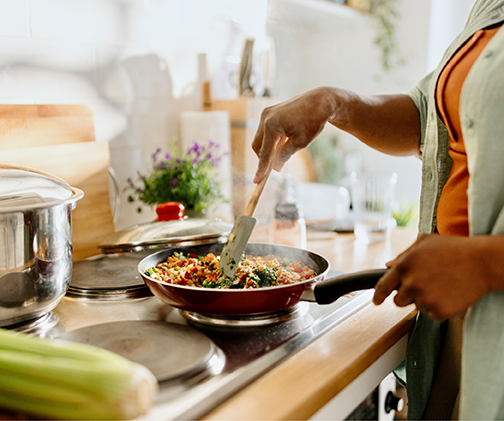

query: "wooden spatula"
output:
219 140 283 279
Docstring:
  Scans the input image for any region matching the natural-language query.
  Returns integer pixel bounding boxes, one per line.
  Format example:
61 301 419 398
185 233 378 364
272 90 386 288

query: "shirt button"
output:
426 172 433 181
484 49 493 58
466 118 474 128
413 360 418 368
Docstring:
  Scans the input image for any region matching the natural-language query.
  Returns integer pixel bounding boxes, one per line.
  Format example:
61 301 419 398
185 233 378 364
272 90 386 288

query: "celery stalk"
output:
0 328 158 420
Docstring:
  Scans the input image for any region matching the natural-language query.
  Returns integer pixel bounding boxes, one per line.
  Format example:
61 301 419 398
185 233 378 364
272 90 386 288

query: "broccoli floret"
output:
202 280 217 288
217 277 234 289
255 267 277 287
145 267 158 279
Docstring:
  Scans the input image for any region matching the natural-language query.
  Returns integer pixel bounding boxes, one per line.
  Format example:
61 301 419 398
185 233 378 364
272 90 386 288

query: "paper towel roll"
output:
179 110 233 220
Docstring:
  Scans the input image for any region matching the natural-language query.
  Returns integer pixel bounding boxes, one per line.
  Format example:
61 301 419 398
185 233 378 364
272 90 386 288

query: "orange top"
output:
435 26 501 236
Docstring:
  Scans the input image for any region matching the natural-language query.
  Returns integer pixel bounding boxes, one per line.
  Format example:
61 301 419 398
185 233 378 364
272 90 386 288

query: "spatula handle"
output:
244 167 273 217
244 139 285 217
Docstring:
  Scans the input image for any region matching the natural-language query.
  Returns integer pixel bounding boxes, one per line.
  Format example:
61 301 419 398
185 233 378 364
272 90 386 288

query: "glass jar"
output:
272 201 306 249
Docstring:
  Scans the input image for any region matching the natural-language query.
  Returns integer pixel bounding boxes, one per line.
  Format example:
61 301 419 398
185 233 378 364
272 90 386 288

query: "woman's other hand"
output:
373 234 504 321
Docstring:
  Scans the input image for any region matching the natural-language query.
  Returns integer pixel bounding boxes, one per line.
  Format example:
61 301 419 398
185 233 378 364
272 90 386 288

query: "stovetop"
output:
13 256 374 421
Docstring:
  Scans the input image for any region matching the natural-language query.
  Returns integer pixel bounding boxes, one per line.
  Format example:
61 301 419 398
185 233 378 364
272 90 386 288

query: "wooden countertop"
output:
202 227 418 420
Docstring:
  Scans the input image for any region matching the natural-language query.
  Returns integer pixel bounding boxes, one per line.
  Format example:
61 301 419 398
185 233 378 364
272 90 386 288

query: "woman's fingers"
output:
372 270 402 305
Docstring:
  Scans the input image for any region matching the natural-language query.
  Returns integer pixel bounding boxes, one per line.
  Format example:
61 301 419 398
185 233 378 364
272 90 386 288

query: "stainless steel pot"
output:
0 164 84 326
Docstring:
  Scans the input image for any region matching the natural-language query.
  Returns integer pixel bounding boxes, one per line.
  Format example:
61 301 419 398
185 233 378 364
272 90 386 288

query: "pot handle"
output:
314 268 389 305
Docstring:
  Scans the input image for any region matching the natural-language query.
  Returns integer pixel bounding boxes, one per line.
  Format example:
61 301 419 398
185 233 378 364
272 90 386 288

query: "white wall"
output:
0 0 474 229
427 0 476 72
0 0 268 229
267 0 430 209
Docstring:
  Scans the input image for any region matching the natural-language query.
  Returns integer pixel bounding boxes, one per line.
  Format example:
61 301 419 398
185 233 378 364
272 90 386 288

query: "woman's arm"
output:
252 86 422 183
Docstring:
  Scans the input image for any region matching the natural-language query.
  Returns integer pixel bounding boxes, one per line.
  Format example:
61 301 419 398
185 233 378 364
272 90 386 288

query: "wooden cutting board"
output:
0 104 115 261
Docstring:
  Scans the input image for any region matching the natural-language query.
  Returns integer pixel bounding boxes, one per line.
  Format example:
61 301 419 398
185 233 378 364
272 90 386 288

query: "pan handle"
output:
314 268 389 305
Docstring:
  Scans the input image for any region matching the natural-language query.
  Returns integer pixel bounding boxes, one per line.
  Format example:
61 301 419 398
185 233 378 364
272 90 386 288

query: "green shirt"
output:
404 1 504 419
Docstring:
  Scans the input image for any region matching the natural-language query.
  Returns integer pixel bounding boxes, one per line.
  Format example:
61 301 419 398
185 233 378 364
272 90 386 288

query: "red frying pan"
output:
138 242 387 316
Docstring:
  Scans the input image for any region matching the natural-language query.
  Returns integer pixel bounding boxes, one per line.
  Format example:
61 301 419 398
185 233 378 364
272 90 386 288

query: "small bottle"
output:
272 177 307 248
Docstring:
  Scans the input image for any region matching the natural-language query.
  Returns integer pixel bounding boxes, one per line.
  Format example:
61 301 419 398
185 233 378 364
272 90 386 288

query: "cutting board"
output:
0 104 115 261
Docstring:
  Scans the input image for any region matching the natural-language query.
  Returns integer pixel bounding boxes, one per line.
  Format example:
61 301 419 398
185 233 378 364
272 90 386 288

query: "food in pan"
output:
144 252 316 289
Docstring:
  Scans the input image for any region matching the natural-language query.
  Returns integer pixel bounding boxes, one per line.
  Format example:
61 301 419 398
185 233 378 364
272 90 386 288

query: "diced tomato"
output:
203 253 215 262
189 253 198 259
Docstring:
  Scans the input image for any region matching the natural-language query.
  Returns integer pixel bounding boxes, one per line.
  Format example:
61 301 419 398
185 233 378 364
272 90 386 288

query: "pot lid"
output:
0 164 83 212
98 218 233 254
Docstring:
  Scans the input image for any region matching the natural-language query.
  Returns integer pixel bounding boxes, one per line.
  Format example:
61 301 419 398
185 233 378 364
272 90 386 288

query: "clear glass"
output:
350 172 397 243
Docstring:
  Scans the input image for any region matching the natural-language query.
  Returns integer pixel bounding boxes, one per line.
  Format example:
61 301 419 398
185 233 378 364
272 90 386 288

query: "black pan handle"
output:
314 268 389 305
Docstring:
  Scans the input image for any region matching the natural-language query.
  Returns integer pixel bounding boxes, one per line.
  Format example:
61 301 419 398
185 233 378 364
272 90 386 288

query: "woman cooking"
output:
251 1 504 419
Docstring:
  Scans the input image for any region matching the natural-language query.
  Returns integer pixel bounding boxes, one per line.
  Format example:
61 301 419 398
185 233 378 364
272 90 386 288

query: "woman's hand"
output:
252 87 336 183
251 87 421 184
373 234 504 321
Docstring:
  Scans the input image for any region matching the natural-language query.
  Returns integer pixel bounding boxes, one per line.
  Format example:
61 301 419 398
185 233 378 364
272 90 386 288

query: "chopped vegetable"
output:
0 328 158 420
146 252 316 289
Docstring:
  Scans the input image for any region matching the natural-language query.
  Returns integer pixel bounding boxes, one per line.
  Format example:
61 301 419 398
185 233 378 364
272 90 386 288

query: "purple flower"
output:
157 162 165 170
168 163 173 170
176 158 181 164
188 142 199 154
165 152 172 160
170 178 178 186
151 147 161 161
192 158 198 164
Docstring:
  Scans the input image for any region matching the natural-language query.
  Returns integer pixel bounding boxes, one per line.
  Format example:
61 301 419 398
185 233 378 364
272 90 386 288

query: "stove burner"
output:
10 311 59 335
67 254 152 300
180 302 310 327
59 321 225 384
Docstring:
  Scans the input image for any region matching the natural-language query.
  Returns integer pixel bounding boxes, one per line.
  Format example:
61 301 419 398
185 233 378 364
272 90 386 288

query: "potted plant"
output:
126 141 227 217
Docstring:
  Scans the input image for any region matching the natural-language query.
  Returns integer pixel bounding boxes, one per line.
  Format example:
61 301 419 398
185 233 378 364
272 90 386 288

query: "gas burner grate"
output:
179 302 310 327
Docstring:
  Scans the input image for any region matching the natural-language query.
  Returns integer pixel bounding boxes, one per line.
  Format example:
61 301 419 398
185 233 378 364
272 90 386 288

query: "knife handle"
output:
314 268 389 305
